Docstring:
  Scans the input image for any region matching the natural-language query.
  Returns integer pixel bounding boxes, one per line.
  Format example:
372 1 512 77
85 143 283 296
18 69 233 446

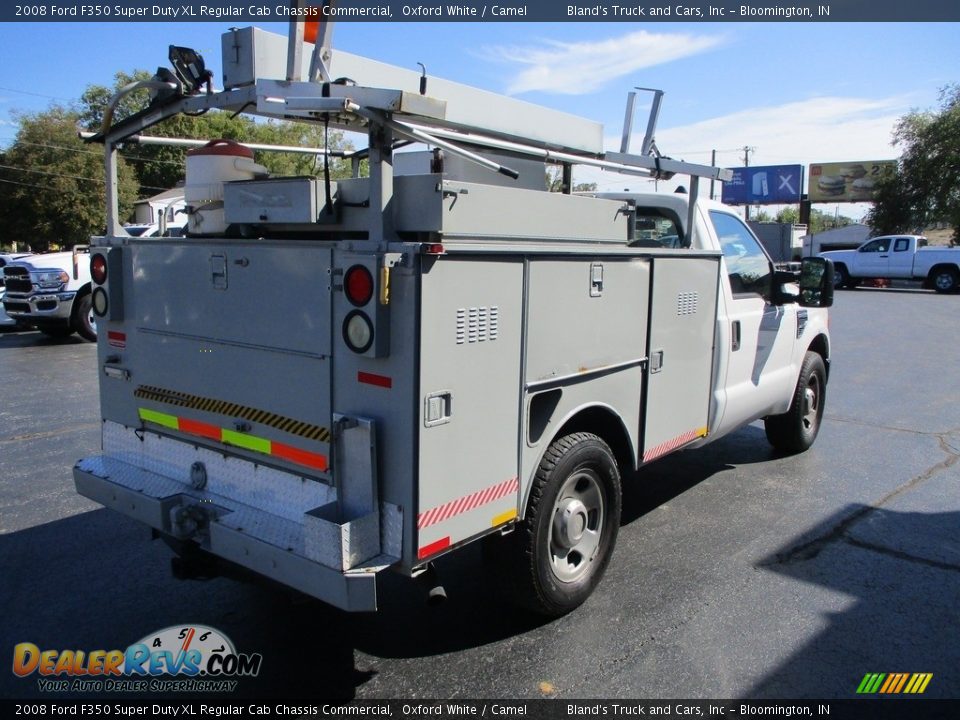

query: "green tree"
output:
775 206 800 225
0 107 138 250
867 85 960 242
79 70 354 193
546 166 597 193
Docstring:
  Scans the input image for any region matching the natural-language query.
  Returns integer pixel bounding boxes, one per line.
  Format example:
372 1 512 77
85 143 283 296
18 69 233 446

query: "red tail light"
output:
344 265 373 306
90 254 107 285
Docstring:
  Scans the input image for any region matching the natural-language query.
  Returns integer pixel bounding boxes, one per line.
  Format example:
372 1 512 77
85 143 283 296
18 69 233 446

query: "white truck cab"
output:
821 234 960 292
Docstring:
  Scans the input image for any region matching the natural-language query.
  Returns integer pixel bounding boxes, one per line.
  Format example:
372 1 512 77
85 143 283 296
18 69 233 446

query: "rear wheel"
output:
488 432 621 617
71 291 97 342
931 268 959 294
765 351 827 454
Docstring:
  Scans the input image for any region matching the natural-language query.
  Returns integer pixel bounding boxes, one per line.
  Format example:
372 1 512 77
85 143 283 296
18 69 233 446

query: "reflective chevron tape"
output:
135 385 331 443
417 476 519 530
138 408 328 472
643 426 708 463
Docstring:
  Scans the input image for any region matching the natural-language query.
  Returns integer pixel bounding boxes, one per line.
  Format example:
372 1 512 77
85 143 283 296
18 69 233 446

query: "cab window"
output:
631 208 684 249
894 238 910 252
709 211 772 298
860 238 890 253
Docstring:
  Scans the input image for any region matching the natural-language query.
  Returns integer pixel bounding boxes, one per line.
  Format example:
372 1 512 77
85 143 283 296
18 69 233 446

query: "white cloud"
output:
655 96 907 166
484 31 725 96
581 95 910 197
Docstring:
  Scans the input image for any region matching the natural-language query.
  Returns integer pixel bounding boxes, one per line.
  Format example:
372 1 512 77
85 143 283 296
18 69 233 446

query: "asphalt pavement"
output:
1 286 958 701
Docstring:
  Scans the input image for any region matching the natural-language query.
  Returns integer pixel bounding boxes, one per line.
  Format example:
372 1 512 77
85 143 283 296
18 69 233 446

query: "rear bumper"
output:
74 453 381 612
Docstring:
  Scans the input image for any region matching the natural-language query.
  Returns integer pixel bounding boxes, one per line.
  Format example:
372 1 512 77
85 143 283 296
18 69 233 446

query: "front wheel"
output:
765 351 827 454
71 291 97 342
490 433 621 617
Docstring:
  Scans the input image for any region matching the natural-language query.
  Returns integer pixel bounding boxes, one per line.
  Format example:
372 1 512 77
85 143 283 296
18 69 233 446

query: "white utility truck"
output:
74 19 834 616
821 234 960 292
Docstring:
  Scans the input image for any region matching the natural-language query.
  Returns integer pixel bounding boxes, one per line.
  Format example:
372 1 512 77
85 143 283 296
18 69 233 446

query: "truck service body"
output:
74 20 833 615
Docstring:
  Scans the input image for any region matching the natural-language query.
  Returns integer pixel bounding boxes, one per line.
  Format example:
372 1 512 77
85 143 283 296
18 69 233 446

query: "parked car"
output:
0 253 33 328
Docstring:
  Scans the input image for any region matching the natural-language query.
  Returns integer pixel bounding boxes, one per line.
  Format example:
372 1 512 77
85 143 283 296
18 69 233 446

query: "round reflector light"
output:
92 287 109 317
90 254 107 285
342 311 374 353
344 265 374 306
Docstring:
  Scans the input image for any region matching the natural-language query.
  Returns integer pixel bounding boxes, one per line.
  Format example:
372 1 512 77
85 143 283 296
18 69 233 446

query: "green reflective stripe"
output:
221 429 271 454
868 674 886 694
855 674 873 694
139 407 179 430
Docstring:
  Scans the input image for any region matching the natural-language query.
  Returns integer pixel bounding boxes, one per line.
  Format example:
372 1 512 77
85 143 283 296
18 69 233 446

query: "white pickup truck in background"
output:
1 248 96 341
820 235 960 292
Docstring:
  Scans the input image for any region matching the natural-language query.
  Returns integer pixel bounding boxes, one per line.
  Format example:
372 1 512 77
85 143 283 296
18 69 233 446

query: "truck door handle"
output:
731 320 741 351
879 254 889 258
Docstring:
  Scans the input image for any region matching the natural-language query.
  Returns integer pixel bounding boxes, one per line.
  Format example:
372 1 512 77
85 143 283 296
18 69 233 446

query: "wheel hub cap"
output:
553 498 588 549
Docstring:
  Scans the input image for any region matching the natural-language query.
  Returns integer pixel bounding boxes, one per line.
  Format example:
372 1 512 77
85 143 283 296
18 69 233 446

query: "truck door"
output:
888 237 914 277
855 237 892 277
708 210 798 435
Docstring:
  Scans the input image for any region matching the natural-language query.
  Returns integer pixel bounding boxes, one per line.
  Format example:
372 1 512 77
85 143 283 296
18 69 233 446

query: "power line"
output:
0 137 185 166
0 85 73 102
0 163 167 191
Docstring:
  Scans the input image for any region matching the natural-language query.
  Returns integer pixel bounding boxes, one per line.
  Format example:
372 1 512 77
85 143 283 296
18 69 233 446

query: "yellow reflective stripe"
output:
221 430 272 454
138 408 179 430
492 508 518 527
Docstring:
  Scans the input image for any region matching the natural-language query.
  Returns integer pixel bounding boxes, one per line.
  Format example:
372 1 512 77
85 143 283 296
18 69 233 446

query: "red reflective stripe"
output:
357 371 392 388
272 442 328 471
418 537 450 560
178 417 221 441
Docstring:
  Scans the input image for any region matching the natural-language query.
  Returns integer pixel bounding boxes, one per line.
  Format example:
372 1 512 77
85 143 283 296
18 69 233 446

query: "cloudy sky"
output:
1 20 956 216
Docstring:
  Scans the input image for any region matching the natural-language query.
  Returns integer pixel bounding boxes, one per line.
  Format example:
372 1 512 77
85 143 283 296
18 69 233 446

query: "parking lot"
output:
1 287 958 701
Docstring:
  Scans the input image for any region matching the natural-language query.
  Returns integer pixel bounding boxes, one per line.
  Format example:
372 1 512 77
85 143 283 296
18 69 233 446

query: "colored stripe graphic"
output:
418 536 451 560
643 426 708 463
138 408 328 473
417 476 519 530
857 673 932 694
134 385 331 442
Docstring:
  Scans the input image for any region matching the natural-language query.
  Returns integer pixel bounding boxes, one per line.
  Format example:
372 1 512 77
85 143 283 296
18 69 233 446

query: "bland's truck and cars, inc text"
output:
72 18 834 617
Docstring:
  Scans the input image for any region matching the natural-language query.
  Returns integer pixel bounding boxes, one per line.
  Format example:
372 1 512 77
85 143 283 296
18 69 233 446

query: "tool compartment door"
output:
642 256 720 463
107 240 334 485
417 257 523 559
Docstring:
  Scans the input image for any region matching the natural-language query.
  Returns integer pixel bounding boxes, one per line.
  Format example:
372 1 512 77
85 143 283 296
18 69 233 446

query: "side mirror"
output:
798 257 834 308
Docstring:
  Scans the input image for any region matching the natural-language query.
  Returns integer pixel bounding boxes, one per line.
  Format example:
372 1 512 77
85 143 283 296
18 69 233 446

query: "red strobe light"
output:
344 265 374 307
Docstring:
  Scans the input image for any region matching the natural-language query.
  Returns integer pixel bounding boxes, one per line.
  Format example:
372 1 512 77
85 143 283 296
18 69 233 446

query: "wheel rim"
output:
86 306 97 337
548 470 604 583
801 372 821 433
935 272 955 291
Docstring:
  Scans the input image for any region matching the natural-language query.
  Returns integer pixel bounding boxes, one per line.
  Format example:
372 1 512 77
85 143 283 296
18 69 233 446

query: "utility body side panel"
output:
416 257 524 560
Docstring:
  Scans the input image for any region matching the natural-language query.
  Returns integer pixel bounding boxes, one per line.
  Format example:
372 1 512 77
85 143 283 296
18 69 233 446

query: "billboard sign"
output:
722 165 803 205
808 160 897 203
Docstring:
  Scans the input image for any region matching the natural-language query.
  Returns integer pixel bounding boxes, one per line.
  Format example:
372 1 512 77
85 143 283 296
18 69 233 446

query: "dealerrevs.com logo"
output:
12 625 262 693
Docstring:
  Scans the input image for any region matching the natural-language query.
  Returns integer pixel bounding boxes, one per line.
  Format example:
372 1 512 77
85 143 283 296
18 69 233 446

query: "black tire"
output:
765 351 827 454
931 267 959 294
39 325 73 338
71 290 97 342
489 432 621 617
833 264 858 289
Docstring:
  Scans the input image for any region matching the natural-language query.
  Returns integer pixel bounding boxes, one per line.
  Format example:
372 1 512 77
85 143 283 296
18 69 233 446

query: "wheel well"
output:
928 264 959 280
808 333 830 381
553 406 635 476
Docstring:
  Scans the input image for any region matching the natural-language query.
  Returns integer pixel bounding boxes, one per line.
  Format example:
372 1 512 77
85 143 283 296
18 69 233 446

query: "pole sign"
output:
721 165 803 205
808 160 897 203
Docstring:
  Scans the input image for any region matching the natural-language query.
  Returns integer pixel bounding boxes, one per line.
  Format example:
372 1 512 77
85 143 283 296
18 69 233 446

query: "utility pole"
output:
710 149 716 200
742 145 755 220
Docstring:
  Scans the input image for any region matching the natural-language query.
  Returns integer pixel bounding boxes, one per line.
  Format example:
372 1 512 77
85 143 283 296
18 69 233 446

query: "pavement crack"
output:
0 422 99 445
844 537 960 573
764 429 959 566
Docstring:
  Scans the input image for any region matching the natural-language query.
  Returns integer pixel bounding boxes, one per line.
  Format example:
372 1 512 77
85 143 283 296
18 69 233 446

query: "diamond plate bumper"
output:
74 454 381 612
